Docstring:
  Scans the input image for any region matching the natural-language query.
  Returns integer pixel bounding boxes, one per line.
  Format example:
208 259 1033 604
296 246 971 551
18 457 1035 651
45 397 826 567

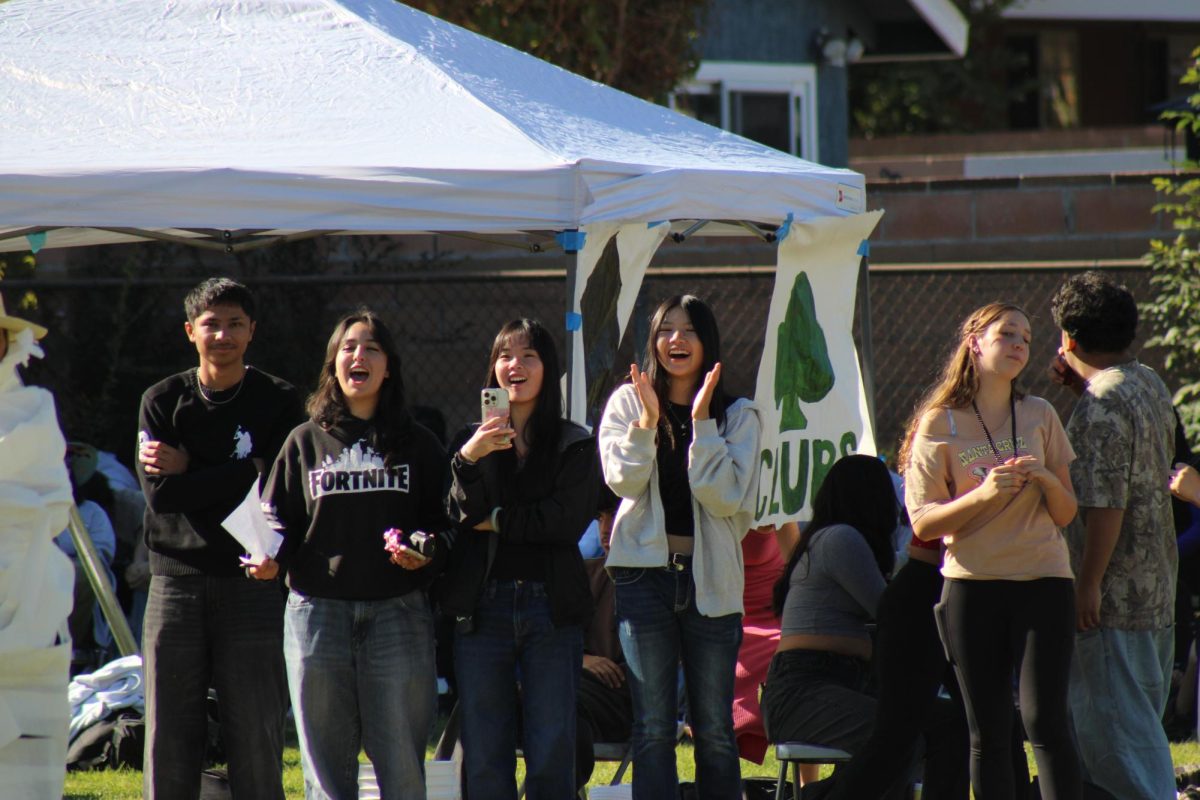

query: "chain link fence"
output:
4 243 1156 466
867 264 1156 459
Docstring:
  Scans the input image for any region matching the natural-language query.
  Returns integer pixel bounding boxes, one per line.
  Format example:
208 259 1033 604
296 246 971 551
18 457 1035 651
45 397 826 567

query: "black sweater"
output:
263 416 452 600
439 420 598 628
137 366 302 577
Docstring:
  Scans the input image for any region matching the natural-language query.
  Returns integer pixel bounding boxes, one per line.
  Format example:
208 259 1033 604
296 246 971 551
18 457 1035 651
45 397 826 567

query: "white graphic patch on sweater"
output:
232 426 253 460
308 441 409 499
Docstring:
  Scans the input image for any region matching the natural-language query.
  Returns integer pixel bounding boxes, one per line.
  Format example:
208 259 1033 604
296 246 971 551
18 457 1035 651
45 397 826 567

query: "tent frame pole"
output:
856 253 878 448
565 248 580 423
93 227 333 253
67 504 139 658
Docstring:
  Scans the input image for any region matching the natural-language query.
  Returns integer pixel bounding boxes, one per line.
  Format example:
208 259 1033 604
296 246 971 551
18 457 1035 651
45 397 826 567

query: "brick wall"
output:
865 173 1172 264
414 173 1172 272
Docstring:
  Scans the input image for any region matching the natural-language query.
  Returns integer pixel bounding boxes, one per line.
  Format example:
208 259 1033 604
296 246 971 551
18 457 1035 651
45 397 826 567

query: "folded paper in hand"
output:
221 482 284 562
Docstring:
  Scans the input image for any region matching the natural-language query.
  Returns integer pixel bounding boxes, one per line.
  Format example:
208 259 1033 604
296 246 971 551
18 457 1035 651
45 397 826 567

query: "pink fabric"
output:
733 528 785 763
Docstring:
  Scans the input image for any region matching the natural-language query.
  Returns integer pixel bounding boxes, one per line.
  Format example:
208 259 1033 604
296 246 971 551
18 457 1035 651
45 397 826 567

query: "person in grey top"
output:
1050 270 1177 800
760 455 895 754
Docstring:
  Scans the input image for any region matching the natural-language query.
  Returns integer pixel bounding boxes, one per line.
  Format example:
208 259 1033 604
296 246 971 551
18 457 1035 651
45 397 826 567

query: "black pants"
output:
822 558 970 800
761 648 875 753
938 577 1081 800
575 664 634 788
143 574 288 800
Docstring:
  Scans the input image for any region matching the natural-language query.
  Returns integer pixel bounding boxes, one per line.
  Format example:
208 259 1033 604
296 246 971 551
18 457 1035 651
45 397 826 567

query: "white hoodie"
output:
599 383 761 617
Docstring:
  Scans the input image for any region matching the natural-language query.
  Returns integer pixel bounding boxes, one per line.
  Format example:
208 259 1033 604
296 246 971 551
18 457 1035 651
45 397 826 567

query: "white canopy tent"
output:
0 0 864 245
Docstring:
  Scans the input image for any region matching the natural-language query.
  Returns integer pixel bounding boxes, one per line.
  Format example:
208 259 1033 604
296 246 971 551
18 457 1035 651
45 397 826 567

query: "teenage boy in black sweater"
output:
136 278 302 800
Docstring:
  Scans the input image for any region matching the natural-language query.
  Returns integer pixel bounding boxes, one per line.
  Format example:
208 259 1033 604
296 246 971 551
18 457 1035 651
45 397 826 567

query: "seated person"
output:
576 501 633 789
54 446 117 665
733 521 798 765
811 539 971 800
68 442 149 646
760 455 895 754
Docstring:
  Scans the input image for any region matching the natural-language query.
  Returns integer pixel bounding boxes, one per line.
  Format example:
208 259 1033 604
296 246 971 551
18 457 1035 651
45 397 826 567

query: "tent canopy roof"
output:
0 0 864 251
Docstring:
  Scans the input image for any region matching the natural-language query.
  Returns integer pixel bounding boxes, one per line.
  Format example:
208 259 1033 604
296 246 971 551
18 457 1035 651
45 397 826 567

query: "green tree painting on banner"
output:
775 271 834 432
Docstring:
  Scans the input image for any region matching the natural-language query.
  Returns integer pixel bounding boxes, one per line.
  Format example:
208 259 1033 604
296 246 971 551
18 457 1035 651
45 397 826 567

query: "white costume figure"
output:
0 298 74 799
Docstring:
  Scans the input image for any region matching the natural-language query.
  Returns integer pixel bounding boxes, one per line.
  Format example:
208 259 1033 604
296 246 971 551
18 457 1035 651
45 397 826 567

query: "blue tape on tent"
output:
857 240 870 258
556 230 586 253
647 220 667 228
26 231 46 254
775 213 794 243
566 311 582 331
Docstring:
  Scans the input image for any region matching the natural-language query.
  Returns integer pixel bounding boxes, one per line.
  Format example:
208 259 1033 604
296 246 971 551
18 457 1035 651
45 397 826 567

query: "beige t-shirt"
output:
905 396 1076 581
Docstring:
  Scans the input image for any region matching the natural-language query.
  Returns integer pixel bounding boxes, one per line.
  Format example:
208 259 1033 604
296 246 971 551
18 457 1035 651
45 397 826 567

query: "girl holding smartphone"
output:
901 302 1081 800
598 294 761 800
440 318 598 800
252 309 449 800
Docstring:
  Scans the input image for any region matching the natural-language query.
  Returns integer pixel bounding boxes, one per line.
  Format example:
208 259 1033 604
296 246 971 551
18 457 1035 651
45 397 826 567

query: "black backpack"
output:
65 709 144 771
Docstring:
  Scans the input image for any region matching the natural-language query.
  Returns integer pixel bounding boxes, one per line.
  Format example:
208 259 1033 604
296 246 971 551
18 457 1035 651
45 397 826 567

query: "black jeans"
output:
823 558 970 800
939 577 1080 800
575 663 634 788
142 574 288 800
761 649 874 752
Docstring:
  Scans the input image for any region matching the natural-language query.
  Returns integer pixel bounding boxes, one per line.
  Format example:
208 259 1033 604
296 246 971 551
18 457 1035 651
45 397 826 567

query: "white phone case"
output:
481 388 509 425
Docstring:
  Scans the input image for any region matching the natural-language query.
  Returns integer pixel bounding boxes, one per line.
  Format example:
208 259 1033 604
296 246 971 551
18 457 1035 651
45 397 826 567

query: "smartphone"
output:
481 389 511 444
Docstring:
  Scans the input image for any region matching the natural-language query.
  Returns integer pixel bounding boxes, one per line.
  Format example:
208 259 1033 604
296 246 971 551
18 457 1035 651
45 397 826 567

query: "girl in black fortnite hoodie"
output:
251 308 450 800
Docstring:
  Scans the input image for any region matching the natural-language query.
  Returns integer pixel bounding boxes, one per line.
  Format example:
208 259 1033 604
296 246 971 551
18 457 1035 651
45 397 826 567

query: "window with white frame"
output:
670 62 819 162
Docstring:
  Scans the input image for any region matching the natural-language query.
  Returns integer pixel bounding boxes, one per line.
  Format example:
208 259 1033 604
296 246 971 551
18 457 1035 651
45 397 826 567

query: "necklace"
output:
193 367 246 406
663 402 691 450
971 392 1018 466
665 402 691 432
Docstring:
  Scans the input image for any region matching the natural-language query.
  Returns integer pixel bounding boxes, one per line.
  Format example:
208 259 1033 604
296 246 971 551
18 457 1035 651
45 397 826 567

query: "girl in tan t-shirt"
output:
899 302 1082 800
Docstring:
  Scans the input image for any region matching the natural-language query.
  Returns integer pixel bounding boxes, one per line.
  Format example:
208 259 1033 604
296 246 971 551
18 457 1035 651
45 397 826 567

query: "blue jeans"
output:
142 574 287 800
454 580 583 800
284 589 437 800
1070 625 1174 800
613 566 743 800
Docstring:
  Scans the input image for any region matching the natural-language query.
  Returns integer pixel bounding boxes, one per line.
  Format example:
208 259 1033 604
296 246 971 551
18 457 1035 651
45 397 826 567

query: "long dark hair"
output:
307 308 411 466
771 455 898 617
643 295 728 445
484 318 563 477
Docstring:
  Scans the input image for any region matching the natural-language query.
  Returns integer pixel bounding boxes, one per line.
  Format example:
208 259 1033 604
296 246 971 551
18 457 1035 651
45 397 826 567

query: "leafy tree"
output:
1141 46 1200 438
849 0 1029 138
0 253 39 325
406 0 706 101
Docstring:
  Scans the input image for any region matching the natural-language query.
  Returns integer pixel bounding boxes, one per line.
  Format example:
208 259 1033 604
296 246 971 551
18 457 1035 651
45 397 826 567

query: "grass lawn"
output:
63 740 791 799
60 739 1200 799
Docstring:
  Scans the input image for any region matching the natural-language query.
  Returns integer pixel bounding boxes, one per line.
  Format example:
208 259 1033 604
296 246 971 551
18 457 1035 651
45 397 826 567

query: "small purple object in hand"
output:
383 527 405 554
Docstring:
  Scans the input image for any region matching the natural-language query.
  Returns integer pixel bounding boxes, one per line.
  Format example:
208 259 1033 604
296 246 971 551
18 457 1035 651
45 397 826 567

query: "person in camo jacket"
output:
1050 271 1178 800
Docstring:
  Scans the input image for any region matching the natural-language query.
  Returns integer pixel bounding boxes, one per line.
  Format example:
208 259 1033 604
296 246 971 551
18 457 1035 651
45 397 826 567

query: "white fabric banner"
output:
0 0 864 249
753 211 884 526
568 222 668 425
